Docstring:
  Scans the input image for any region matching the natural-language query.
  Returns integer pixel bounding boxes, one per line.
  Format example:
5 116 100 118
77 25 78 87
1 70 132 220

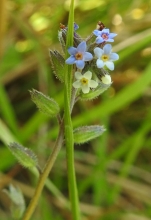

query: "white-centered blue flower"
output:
93 29 117 44
73 71 98 93
65 41 93 69
94 44 119 70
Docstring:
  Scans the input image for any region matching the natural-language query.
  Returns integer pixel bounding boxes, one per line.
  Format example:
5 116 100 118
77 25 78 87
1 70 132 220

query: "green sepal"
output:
8 142 38 169
74 125 105 144
30 89 60 116
80 82 111 101
86 33 97 54
49 50 65 82
3 184 25 219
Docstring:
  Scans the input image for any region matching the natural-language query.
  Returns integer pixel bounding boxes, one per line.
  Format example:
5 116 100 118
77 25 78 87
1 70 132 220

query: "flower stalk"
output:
64 0 81 219
22 120 64 220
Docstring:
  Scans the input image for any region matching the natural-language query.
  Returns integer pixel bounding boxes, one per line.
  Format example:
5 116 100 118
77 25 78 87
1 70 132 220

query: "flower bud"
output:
30 89 60 117
74 125 105 144
101 74 111 84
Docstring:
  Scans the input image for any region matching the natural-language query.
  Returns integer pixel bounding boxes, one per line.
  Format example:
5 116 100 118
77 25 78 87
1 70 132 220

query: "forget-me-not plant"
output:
7 11 119 220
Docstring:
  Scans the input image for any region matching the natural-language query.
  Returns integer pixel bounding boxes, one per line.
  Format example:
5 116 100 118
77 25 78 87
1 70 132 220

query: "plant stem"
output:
63 0 81 219
22 121 64 220
64 72 81 220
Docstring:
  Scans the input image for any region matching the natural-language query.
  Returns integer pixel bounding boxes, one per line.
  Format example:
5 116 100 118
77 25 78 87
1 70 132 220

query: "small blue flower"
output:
74 22 79 31
66 41 93 69
93 29 117 44
94 44 119 71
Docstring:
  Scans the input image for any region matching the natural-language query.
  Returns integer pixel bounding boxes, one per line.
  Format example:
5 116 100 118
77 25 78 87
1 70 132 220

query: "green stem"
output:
64 74 81 220
22 121 64 220
64 0 81 219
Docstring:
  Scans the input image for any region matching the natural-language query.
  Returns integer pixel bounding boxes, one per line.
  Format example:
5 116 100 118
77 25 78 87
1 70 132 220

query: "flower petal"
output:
103 44 112 54
74 23 79 31
93 30 100 36
73 80 81 88
102 29 109 34
106 39 114 42
84 71 92 79
89 80 98 88
96 37 104 44
68 47 77 55
105 61 114 70
94 47 103 58
83 52 93 61
96 59 104 68
81 85 90 94
108 33 117 38
65 56 75 64
75 60 85 69
109 53 119 61
77 41 86 53
75 71 82 79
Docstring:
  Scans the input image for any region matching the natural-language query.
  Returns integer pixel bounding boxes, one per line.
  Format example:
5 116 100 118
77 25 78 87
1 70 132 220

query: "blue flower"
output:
74 22 79 31
93 29 117 44
65 41 93 69
94 44 119 71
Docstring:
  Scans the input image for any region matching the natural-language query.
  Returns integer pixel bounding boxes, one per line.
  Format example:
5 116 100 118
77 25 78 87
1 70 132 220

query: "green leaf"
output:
30 89 60 117
4 184 25 219
80 82 111 101
8 142 38 169
74 125 105 144
49 50 65 82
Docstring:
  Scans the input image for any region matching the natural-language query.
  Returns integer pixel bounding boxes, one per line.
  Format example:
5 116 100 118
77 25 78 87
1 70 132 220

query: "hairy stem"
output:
22 121 64 220
64 0 81 219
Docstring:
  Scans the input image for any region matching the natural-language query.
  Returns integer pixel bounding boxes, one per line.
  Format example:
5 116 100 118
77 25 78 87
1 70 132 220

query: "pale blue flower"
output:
93 29 117 44
65 41 93 69
73 71 98 93
94 44 119 71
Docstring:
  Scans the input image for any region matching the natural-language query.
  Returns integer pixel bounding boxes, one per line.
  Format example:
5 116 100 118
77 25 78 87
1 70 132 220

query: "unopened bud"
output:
101 74 111 84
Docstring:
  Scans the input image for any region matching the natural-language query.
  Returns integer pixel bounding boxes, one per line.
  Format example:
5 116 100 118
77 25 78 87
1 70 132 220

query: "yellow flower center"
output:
80 77 88 85
101 54 109 61
75 52 83 60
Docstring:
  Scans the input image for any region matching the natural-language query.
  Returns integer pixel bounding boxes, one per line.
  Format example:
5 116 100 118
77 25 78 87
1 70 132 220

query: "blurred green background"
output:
0 0 151 219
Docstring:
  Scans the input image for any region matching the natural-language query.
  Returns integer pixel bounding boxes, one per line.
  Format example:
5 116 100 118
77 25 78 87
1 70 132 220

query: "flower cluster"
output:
65 22 119 94
64 22 119 94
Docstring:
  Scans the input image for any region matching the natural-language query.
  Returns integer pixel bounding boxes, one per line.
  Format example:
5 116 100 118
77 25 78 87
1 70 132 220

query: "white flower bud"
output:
101 75 111 84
